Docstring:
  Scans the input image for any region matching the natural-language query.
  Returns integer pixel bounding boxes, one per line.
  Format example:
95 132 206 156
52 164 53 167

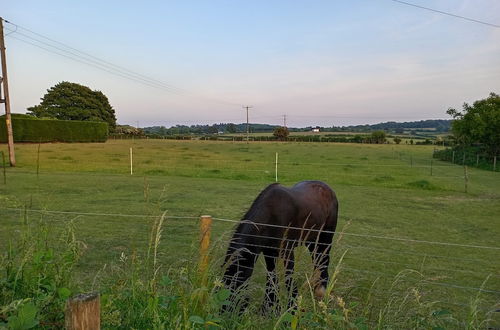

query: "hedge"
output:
0 117 108 142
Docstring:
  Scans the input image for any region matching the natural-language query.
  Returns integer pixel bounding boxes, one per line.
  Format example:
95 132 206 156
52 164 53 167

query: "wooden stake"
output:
275 152 278 182
464 165 468 194
36 140 41 179
1 151 5 184
199 215 212 279
129 147 133 175
65 292 100 330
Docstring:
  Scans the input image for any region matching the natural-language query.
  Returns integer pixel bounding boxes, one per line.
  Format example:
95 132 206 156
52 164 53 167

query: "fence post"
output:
36 140 41 179
129 147 133 175
1 151 6 184
494 156 497 171
464 165 468 194
430 159 433 176
275 152 278 182
65 292 100 330
199 215 212 280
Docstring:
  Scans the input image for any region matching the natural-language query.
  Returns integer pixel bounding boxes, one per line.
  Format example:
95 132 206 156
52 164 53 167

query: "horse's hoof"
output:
314 285 326 300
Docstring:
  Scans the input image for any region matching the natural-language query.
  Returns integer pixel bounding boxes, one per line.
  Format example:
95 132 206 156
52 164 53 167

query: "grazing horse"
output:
222 180 338 313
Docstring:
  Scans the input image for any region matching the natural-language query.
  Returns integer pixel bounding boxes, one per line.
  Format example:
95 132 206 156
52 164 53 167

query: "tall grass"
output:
2 213 497 329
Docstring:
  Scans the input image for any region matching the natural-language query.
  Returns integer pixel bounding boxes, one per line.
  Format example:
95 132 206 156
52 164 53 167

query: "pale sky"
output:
3 0 500 127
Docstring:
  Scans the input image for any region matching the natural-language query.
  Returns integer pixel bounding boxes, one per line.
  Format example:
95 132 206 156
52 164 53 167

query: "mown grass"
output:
1 139 499 328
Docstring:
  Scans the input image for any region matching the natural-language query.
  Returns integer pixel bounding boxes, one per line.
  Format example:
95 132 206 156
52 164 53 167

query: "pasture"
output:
1 139 499 328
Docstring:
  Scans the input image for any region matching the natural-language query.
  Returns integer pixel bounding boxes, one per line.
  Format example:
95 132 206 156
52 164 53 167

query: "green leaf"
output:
432 309 451 317
58 287 71 300
188 315 205 324
215 289 231 303
7 302 39 330
281 312 294 323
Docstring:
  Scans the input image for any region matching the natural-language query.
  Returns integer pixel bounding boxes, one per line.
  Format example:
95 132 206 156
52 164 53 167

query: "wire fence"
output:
2 207 499 302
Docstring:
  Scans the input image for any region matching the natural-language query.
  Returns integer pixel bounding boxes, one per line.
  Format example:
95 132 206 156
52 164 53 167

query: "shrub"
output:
0 118 108 143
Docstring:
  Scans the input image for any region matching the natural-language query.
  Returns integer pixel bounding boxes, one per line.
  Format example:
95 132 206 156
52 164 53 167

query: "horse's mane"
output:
241 183 281 221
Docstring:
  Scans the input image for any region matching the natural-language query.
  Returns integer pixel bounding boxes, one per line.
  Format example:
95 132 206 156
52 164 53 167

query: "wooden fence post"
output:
275 152 278 182
1 151 5 184
129 147 133 175
464 165 468 194
494 156 497 171
65 292 100 330
199 215 212 279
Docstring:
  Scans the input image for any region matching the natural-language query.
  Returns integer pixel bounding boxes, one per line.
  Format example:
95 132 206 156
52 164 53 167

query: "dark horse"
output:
222 180 338 313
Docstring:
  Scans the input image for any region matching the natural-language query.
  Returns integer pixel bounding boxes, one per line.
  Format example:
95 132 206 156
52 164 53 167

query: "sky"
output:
2 0 500 127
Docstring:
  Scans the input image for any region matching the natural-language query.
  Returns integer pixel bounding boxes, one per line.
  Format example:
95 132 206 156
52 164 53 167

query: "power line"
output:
389 0 500 28
3 19 241 107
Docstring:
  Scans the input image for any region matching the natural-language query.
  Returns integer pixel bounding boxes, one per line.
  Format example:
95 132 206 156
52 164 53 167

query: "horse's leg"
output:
307 233 333 300
283 249 298 310
262 250 280 314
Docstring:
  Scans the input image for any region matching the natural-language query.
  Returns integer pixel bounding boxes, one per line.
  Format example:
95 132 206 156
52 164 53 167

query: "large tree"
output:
447 92 500 156
273 126 289 141
27 82 117 130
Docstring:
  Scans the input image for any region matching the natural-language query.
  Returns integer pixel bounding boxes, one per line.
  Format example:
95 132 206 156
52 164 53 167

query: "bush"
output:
0 118 108 143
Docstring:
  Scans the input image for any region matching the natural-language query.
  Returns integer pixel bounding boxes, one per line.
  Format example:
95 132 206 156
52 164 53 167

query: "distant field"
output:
1 139 499 327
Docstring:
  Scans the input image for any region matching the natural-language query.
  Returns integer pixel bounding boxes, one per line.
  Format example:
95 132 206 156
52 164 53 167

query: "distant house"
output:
312 127 320 133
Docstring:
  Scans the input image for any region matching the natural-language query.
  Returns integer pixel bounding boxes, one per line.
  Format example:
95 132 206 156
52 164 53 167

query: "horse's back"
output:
290 181 338 231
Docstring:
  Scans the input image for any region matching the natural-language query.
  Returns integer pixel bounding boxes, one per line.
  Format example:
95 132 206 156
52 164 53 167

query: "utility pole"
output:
243 105 252 143
0 18 15 166
283 114 287 128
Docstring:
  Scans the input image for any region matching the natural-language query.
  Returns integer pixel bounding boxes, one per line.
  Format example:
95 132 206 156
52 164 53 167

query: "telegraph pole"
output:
243 105 252 143
0 17 15 166
283 114 287 128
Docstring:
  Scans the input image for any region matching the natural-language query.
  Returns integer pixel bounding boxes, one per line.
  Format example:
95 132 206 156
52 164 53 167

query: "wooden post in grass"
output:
199 215 212 280
275 152 278 182
1 151 5 184
65 292 100 330
36 140 41 178
464 165 468 193
494 156 497 171
129 147 133 175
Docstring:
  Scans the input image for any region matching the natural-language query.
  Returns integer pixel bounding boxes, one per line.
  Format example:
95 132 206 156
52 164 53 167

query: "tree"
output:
370 130 386 144
393 137 402 144
226 123 237 133
27 81 117 130
273 127 289 141
447 92 500 156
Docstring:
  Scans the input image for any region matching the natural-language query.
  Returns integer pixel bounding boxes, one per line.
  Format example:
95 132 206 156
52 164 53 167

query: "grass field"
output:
1 139 499 328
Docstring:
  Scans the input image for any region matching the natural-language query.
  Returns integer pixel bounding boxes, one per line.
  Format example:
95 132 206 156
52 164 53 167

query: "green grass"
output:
1 140 499 328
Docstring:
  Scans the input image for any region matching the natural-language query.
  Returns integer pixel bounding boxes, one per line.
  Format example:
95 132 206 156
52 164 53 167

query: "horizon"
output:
3 1 500 127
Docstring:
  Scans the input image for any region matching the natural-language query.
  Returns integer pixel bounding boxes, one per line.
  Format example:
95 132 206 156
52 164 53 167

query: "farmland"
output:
1 139 499 328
